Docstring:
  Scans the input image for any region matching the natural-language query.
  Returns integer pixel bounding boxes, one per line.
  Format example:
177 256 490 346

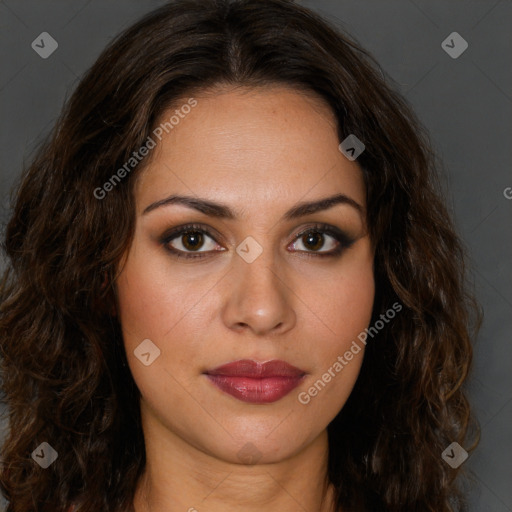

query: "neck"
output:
133 415 337 512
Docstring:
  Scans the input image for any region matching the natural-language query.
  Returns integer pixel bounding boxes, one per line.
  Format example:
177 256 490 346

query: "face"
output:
115 85 375 464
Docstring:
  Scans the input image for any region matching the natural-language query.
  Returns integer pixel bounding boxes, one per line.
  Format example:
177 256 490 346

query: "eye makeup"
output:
159 222 357 261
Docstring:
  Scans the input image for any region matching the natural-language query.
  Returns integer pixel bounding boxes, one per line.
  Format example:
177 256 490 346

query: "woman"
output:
0 0 480 511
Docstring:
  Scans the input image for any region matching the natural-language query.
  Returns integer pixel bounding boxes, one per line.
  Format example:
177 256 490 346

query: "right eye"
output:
160 224 225 260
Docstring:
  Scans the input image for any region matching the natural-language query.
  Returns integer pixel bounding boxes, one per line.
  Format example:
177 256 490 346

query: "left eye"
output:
289 229 340 254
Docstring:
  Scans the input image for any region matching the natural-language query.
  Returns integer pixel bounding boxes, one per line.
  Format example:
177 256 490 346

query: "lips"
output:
204 359 306 404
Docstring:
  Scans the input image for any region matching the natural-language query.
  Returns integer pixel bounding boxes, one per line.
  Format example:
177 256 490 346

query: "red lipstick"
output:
205 359 306 404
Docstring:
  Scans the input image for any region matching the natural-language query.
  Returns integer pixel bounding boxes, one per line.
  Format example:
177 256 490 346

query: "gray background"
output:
0 0 511 510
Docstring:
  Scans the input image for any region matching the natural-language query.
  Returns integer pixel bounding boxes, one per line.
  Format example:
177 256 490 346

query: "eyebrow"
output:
142 192 363 220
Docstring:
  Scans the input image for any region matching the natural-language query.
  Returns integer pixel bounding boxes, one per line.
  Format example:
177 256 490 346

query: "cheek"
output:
309 272 373 383
328 254 374 367
325 270 374 333
114 257 191 409
114 242 216 388
293 246 374 411
115 242 203 344
295 242 375 350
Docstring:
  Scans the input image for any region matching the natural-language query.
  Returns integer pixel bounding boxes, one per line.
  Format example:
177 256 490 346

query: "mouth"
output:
204 359 306 404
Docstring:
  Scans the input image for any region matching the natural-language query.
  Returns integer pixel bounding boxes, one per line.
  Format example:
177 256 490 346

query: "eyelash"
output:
160 222 356 260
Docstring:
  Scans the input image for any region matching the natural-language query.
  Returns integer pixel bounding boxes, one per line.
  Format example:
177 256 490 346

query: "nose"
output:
221 245 296 337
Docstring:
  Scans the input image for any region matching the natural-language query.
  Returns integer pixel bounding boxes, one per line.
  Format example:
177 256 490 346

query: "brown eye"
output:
291 230 338 254
301 231 325 252
181 231 204 251
160 224 224 260
167 229 217 254
289 223 356 257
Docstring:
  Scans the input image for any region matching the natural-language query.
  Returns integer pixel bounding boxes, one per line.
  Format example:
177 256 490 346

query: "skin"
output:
115 85 375 512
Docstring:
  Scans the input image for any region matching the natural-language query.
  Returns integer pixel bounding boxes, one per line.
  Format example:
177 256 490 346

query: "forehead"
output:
135 86 366 216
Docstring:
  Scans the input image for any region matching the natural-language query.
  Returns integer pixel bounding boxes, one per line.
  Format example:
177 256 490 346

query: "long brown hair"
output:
0 1 480 510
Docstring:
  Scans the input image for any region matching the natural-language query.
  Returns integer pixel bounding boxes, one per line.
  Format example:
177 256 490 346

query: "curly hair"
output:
0 0 481 510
